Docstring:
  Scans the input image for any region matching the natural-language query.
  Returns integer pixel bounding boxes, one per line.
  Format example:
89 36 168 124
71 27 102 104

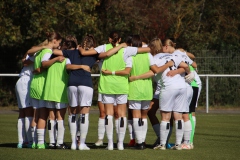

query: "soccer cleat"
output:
153 144 166 150
171 144 182 150
44 142 49 149
166 143 175 149
128 139 136 147
22 142 28 148
31 143 37 149
48 143 56 149
190 143 194 149
95 139 103 146
17 143 23 148
106 143 114 150
79 144 90 150
117 143 124 150
181 144 192 150
152 137 160 147
135 142 146 150
56 144 68 149
37 144 45 149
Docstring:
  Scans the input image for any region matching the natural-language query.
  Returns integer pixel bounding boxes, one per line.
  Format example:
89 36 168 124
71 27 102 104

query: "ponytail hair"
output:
46 31 62 42
81 34 96 50
148 38 163 55
109 31 121 47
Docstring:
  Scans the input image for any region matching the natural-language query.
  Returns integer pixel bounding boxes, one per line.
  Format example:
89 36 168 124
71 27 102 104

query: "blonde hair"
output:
148 38 163 55
162 39 176 48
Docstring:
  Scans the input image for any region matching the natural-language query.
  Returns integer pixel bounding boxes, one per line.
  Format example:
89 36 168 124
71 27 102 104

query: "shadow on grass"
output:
0 142 154 150
0 143 17 148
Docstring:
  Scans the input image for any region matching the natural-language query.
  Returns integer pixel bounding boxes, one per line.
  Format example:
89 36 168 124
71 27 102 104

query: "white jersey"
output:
172 49 193 86
19 55 35 77
154 53 186 90
172 50 193 65
194 71 202 86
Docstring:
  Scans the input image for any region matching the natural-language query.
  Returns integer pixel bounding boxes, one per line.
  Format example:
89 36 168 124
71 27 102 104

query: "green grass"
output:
0 111 239 160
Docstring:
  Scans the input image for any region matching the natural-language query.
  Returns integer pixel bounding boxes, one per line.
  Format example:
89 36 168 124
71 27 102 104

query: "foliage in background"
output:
0 0 239 107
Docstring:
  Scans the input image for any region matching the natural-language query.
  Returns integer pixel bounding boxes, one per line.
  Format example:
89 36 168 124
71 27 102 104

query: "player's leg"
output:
182 85 193 149
140 100 151 149
127 107 135 147
171 88 187 150
55 103 67 149
67 86 78 150
116 94 127 150
103 94 115 150
31 99 39 149
130 101 142 149
147 98 160 147
24 106 34 148
189 86 199 148
78 85 93 150
154 111 171 150
17 109 25 148
113 102 119 144
95 93 105 146
46 102 56 149
36 100 48 149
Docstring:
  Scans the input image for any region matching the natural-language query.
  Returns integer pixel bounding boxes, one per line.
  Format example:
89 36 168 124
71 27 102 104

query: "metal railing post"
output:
206 75 209 113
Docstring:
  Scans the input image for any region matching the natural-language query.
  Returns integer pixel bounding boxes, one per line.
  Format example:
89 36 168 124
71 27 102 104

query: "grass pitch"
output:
0 109 239 160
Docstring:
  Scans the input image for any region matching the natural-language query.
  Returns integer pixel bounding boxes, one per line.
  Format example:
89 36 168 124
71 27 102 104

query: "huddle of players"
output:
15 31 201 151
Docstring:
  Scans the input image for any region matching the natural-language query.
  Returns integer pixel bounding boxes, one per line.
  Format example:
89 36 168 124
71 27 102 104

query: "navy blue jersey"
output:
62 49 98 88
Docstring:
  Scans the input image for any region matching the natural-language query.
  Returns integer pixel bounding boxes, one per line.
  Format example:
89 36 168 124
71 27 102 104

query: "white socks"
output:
160 121 170 145
80 113 89 146
118 117 127 146
37 129 45 145
142 118 148 143
48 120 56 144
57 120 65 145
17 118 25 144
175 120 184 145
98 118 105 140
183 120 192 144
105 115 113 145
133 118 142 144
31 126 37 144
128 120 135 140
25 117 33 144
68 114 77 146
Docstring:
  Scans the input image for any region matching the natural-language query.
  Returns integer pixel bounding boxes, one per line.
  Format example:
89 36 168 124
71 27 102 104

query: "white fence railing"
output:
1 74 239 113
198 74 240 113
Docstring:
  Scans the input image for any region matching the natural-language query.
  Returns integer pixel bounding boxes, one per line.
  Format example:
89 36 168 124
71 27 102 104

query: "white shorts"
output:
15 76 32 109
184 84 193 112
32 98 46 109
159 88 187 112
68 86 93 107
102 94 127 104
129 100 150 110
98 93 117 106
46 101 68 109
